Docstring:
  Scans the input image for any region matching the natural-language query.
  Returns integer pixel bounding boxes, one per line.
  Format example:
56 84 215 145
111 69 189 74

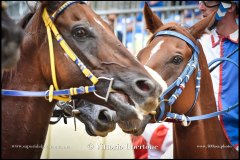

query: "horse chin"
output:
122 128 145 136
118 114 151 136
117 119 144 136
84 121 111 137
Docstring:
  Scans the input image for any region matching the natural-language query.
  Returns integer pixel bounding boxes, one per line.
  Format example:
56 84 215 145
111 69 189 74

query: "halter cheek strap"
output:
42 1 116 102
155 30 201 122
42 6 99 101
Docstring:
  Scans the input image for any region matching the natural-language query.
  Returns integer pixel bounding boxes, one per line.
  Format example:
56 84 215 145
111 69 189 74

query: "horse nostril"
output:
98 110 111 123
134 78 155 94
136 80 151 91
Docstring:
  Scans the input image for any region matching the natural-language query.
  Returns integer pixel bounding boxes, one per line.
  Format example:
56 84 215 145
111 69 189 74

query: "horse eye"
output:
73 27 88 39
172 56 183 65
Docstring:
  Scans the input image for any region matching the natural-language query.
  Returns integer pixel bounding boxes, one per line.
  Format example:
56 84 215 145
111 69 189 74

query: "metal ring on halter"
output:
160 99 170 105
57 100 73 110
149 110 157 122
44 90 50 101
93 77 115 102
181 114 191 127
44 85 55 102
185 116 191 126
158 99 172 122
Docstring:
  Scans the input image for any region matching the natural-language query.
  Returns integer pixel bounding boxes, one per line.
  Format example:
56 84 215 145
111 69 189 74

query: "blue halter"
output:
154 30 238 126
154 30 201 123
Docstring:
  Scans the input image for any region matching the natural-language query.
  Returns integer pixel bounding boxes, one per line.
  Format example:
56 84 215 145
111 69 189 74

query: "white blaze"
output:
144 65 167 93
150 40 164 59
93 17 105 29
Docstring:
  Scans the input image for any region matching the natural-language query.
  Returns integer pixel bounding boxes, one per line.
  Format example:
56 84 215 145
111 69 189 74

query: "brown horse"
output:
55 65 167 137
1 2 164 158
135 3 239 159
1 1 24 73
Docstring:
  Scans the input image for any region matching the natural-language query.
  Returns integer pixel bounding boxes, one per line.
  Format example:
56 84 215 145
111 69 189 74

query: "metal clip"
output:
72 100 77 131
72 109 80 114
93 77 115 102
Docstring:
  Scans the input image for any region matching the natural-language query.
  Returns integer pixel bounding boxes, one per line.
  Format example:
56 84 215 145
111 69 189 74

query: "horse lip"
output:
108 93 139 118
78 114 112 137
84 121 109 137
110 91 135 106
122 129 143 136
108 91 136 109
85 124 97 136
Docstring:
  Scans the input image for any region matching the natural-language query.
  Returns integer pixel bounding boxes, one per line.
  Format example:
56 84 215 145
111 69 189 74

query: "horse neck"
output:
173 49 238 158
2 12 55 159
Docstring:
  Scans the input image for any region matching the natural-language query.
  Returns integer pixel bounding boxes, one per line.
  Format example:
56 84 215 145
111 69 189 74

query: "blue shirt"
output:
200 29 239 149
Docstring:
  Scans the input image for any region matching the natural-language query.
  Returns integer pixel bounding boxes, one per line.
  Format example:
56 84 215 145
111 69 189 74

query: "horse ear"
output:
189 11 216 39
143 2 163 34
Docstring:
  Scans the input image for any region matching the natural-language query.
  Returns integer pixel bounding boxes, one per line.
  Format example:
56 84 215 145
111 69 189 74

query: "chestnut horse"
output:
1 2 164 158
1 1 23 73
136 3 238 159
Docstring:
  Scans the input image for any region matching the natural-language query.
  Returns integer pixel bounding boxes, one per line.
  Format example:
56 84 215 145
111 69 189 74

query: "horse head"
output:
90 3 216 136
40 1 164 120
135 3 238 159
137 2 216 120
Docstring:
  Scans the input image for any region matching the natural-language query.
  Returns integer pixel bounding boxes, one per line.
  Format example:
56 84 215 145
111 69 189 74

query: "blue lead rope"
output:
2 86 96 98
166 103 238 122
155 30 201 121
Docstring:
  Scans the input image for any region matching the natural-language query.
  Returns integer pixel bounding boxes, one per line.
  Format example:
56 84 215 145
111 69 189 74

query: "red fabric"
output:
131 125 170 158
131 135 148 159
149 125 169 151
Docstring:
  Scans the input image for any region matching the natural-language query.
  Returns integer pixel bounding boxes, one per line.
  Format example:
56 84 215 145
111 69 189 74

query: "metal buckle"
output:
93 77 114 102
